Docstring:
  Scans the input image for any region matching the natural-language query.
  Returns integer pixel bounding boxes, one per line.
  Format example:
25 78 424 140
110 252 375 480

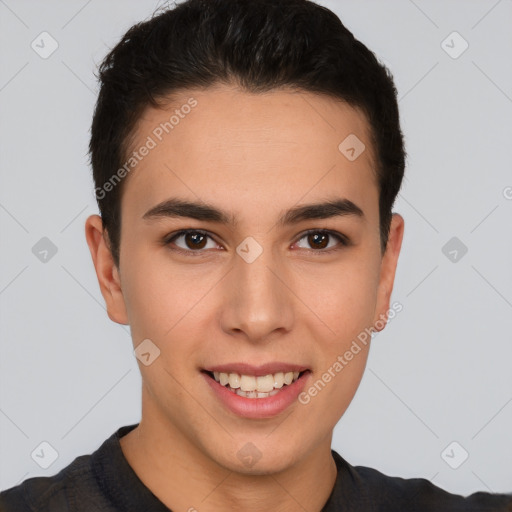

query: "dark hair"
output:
90 0 406 267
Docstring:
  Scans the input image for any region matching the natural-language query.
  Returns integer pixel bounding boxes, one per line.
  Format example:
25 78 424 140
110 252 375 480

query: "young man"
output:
1 0 510 510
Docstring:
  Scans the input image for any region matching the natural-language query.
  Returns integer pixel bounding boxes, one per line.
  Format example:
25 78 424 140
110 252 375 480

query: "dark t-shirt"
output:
1 423 510 511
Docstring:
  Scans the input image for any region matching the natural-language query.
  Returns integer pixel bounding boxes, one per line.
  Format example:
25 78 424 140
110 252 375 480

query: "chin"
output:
207 438 307 476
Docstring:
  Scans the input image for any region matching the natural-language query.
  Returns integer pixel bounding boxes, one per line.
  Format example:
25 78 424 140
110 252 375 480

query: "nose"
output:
219 245 295 344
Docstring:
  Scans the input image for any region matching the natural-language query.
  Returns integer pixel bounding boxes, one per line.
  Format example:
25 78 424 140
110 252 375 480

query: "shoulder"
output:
331 451 512 511
354 464 511 510
0 454 97 512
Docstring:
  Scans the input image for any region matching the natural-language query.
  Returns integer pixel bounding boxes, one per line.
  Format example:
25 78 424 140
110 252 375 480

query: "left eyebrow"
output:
142 197 365 226
277 198 365 227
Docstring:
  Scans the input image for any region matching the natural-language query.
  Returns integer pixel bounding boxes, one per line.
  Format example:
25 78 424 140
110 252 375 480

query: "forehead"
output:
121 85 378 224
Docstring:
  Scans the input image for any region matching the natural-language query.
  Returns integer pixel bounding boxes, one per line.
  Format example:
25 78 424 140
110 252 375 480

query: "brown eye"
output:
295 230 347 252
308 232 329 249
166 230 218 253
183 232 207 249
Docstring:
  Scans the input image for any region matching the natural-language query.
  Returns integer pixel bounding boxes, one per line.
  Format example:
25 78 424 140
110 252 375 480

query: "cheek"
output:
119 250 219 359
295 255 380 343
297 342 370 438
293 254 378 418
118 251 179 343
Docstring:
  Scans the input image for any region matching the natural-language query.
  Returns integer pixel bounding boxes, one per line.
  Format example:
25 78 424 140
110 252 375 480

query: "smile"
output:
202 364 311 418
209 370 303 398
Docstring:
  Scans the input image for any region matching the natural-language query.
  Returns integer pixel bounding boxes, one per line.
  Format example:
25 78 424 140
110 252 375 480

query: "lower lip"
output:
202 372 310 419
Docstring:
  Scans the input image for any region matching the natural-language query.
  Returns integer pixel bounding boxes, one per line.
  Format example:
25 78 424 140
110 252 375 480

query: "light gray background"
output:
1 0 511 497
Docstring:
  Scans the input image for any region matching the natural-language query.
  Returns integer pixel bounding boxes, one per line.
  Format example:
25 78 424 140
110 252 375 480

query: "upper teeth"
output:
213 371 300 392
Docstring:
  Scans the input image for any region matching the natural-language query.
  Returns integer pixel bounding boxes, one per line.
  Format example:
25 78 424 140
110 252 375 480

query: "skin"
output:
85 84 404 512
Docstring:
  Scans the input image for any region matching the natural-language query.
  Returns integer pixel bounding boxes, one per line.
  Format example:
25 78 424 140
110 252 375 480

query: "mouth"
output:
202 369 310 399
201 363 312 418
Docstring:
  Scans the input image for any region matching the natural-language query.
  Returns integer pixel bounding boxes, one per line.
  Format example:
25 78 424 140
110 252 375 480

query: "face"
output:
86 84 403 475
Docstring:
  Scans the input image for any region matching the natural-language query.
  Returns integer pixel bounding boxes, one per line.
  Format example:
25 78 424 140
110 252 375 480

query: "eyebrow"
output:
142 197 364 226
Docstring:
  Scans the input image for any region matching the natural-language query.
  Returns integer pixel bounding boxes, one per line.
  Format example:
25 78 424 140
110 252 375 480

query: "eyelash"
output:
163 229 349 256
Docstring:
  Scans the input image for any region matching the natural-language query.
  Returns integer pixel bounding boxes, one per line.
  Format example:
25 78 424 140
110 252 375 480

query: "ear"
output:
85 214 129 325
373 213 404 331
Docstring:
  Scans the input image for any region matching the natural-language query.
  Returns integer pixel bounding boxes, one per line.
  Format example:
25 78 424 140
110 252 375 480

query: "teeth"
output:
229 373 241 389
274 372 284 388
256 374 274 392
210 369 303 397
283 372 294 385
240 375 257 392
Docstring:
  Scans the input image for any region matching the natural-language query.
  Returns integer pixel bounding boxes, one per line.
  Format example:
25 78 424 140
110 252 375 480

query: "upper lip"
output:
203 362 310 377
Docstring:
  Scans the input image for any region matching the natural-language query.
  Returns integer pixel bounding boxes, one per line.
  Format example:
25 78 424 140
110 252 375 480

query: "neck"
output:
120 400 337 512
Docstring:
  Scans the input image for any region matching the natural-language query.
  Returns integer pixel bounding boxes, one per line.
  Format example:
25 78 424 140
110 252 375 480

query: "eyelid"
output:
293 228 350 252
164 228 350 254
163 229 221 256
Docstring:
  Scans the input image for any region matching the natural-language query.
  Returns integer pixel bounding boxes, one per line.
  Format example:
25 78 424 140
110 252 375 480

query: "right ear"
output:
84 214 129 325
